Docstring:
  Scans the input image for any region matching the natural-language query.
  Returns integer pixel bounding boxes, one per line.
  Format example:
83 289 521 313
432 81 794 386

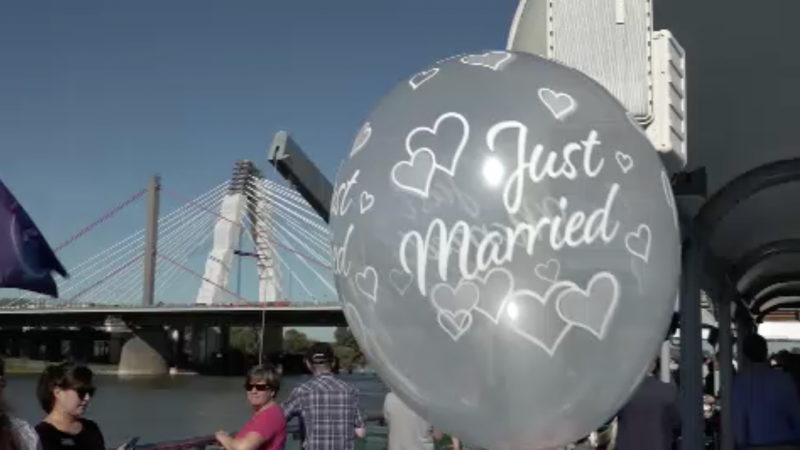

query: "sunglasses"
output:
74 386 96 399
244 383 270 392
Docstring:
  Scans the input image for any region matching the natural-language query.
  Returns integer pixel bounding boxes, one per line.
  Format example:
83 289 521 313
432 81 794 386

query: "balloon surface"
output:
330 50 681 450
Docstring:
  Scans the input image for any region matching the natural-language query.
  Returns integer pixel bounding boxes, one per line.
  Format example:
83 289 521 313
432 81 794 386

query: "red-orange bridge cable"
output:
54 188 148 252
67 253 144 303
156 253 254 304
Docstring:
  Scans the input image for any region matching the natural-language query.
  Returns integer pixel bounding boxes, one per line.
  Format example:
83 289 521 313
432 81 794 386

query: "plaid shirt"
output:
283 372 365 450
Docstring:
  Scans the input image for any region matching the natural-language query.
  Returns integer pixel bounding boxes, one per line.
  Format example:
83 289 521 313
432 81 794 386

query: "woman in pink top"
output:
216 365 287 450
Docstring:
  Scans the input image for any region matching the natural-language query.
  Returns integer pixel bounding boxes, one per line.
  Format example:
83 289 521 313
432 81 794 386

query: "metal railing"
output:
129 417 388 450
0 301 342 310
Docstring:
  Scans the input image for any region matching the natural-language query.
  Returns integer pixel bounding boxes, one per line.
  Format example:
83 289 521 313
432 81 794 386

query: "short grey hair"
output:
246 364 281 393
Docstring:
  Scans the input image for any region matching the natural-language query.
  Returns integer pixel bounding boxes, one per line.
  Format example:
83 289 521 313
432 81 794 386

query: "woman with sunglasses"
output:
216 365 287 450
35 363 106 450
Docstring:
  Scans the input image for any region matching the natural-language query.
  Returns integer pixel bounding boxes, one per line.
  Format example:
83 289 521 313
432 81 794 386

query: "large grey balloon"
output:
330 50 681 450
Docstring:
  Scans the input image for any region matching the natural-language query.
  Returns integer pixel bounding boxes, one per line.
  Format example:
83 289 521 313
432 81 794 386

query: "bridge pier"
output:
118 326 171 376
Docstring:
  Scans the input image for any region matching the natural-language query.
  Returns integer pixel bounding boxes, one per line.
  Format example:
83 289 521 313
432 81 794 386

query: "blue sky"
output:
0 1 518 339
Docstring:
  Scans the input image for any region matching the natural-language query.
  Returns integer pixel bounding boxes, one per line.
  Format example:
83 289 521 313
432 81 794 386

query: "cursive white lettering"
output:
486 122 607 215
332 223 354 276
399 184 621 294
331 170 360 217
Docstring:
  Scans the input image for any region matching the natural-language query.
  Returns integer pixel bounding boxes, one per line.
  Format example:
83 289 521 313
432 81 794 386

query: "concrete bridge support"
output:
118 326 171 376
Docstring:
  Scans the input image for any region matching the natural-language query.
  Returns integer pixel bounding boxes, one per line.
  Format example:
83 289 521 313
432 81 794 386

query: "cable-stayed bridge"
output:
1 161 337 310
0 158 343 374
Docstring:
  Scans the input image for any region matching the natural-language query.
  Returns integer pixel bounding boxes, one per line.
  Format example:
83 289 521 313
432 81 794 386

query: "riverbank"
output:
2 357 119 375
2 358 197 376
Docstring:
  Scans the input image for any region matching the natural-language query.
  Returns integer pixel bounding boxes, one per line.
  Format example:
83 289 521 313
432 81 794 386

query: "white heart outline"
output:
555 271 620 340
662 171 679 229
349 122 372 157
537 88 577 120
503 280 577 356
405 111 470 177
625 224 652 263
430 280 480 314
615 151 634 173
437 309 473 341
359 190 375 214
435 53 467 65
355 266 379 302
390 112 469 198
460 51 513 71
389 269 413 295
534 259 561 283
389 148 437 198
409 68 439 90
470 267 515 324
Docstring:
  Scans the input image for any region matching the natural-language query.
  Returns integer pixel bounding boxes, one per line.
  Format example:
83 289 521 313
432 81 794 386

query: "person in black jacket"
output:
34 363 110 450
615 359 681 450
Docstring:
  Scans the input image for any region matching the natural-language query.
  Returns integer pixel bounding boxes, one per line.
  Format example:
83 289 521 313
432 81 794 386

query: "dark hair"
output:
306 342 335 366
0 358 20 450
37 363 94 413
743 333 769 363
246 365 281 394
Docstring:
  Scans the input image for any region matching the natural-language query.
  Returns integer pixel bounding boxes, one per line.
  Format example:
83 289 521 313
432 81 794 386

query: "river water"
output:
5 374 388 447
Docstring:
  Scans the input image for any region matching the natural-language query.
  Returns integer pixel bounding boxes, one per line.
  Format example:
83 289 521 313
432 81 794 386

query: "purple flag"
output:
0 179 67 297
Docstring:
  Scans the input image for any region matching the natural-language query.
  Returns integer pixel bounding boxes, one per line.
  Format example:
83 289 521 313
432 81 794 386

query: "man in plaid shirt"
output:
283 342 367 450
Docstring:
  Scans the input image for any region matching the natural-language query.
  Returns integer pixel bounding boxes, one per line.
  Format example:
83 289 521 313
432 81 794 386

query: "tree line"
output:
229 326 365 370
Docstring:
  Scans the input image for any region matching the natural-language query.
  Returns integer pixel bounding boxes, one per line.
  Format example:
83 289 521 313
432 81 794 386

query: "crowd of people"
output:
606 333 800 450
0 342 369 450
5 334 800 450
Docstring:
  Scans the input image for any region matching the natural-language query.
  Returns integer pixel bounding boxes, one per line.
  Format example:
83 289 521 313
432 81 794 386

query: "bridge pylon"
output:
194 160 280 305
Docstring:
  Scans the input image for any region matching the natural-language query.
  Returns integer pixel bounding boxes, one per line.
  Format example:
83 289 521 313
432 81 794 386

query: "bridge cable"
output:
67 253 144 303
237 211 290 303
84 209 220 305
162 184 330 269
156 253 253 304
244 194 334 294
251 173 336 298
51 186 230 305
65 206 218 304
241 203 312 301
12 183 231 306
54 187 148 252
248 181 332 259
